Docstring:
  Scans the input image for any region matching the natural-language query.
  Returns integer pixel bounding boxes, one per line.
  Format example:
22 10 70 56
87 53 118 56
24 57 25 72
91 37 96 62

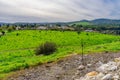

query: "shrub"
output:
16 33 19 36
77 31 81 34
7 26 15 32
1 31 5 35
35 42 57 55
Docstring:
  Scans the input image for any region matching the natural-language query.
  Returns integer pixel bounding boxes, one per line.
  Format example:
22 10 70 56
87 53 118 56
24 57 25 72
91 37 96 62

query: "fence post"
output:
81 39 84 65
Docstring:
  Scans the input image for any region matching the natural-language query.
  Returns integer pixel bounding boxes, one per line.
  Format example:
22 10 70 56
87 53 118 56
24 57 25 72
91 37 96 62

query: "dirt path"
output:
7 52 120 80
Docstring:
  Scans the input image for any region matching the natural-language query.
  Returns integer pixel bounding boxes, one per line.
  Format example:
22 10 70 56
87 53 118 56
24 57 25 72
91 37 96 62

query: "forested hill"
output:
91 19 120 25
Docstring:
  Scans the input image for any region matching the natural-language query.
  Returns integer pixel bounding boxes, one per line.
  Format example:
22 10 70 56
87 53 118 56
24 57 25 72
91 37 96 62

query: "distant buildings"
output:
85 29 94 32
16 26 21 30
37 26 48 30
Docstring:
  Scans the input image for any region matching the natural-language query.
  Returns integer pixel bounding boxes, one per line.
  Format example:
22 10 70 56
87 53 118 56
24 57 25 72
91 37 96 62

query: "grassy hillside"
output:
0 30 120 78
69 21 92 26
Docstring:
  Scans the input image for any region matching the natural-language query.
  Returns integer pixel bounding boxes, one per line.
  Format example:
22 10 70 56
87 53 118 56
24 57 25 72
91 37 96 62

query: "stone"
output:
114 57 120 62
102 74 113 80
107 61 117 71
86 71 98 77
55 75 60 78
87 64 92 67
75 79 80 80
75 57 120 80
96 64 109 73
75 70 80 75
96 61 103 67
77 65 85 70
113 74 119 80
96 73 105 79
96 61 117 73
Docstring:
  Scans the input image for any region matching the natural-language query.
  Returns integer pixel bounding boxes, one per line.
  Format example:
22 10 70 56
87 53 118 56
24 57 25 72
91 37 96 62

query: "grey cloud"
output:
0 0 120 22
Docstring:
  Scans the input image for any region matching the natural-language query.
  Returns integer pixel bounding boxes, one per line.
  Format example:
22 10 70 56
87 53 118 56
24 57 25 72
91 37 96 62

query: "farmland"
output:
0 30 120 78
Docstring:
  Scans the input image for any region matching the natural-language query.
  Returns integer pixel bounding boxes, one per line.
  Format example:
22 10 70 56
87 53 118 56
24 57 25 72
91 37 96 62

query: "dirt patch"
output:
7 52 120 80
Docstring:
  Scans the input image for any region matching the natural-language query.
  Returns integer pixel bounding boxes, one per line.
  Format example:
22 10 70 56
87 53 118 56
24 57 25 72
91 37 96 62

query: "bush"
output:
35 42 57 55
77 31 81 34
1 31 5 35
16 33 19 36
7 26 16 32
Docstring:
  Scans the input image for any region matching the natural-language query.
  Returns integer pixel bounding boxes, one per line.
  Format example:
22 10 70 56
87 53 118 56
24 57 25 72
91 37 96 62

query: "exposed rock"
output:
76 57 120 80
96 73 104 79
77 65 85 70
86 71 98 77
114 57 120 62
102 74 113 80
87 64 92 68
96 61 117 73
113 74 119 80
96 61 103 67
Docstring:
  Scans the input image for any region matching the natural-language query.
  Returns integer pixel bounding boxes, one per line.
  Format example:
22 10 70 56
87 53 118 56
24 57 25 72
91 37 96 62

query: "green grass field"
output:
0 30 120 78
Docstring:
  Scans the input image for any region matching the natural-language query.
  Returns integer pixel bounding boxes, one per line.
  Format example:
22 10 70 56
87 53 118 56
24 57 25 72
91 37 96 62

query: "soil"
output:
7 52 120 80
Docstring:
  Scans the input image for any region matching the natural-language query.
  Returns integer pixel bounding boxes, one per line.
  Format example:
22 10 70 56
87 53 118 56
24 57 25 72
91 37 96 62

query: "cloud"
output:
0 0 120 22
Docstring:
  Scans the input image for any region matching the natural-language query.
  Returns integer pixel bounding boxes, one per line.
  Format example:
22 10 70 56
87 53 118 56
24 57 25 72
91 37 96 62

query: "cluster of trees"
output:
1 22 120 36
71 23 120 35
71 23 120 31
0 25 16 32
0 23 72 31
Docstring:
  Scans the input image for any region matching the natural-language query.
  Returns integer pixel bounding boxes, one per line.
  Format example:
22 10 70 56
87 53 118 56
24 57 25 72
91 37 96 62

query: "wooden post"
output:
81 39 84 65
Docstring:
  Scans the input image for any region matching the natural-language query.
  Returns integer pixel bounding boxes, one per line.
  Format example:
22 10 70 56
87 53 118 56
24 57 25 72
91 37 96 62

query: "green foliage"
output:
35 42 57 55
1 31 5 35
7 26 15 32
70 22 91 26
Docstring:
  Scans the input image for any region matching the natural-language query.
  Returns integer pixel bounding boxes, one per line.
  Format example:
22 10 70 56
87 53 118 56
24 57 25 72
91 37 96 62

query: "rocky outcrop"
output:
75 57 120 80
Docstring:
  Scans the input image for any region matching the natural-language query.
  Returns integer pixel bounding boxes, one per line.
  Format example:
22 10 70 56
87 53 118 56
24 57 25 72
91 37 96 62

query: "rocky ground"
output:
8 52 120 80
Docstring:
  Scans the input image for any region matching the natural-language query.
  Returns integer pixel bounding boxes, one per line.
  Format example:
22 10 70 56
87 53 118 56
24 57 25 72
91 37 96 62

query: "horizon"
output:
1 18 120 24
0 0 120 23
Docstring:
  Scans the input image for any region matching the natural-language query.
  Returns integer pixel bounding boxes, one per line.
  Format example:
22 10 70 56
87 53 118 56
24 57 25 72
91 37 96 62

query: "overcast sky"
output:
0 0 120 22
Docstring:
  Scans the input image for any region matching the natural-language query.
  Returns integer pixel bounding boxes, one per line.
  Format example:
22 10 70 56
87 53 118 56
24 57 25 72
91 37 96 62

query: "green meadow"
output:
69 22 92 26
0 30 120 78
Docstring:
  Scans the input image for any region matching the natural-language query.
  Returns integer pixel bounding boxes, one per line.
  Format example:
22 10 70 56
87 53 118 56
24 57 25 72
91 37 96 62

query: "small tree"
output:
35 42 57 55
7 26 16 32
1 31 5 35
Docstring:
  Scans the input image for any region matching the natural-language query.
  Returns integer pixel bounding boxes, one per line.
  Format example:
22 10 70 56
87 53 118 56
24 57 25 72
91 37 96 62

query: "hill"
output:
1 30 120 79
91 18 120 25
67 18 120 26
68 20 92 26
1 18 120 26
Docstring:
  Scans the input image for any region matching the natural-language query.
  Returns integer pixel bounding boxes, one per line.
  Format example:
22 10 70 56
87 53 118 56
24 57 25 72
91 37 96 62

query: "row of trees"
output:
1 23 120 34
71 23 120 31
